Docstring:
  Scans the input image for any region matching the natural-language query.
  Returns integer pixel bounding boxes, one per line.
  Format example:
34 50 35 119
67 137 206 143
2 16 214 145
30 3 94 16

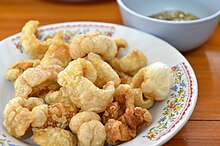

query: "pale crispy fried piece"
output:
102 84 134 123
113 38 128 50
14 32 71 98
31 103 78 128
77 120 106 146
44 87 72 104
69 76 115 113
21 20 50 59
131 62 174 106
3 97 35 138
32 127 77 146
88 53 121 88
69 111 101 134
58 58 97 87
132 88 154 109
4 59 40 82
14 65 63 98
116 71 132 84
46 58 97 105
69 31 117 62
23 97 45 110
40 31 71 68
31 104 48 128
105 119 135 145
111 50 147 76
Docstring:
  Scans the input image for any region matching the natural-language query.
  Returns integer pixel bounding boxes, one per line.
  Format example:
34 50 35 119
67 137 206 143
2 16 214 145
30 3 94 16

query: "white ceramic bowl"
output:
117 0 220 51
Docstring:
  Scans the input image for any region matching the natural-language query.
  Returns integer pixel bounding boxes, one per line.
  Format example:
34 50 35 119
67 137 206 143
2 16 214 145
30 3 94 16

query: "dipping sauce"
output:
149 10 199 21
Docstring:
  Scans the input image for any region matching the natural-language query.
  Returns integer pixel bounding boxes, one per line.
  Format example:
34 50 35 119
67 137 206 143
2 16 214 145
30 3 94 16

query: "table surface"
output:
0 0 220 145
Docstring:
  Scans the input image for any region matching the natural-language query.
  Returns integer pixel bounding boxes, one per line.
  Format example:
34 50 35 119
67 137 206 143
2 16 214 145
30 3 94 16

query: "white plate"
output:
0 22 198 146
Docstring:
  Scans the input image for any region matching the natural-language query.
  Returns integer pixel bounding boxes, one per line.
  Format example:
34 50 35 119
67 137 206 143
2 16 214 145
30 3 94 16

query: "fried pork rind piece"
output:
14 65 63 98
131 62 174 108
113 38 128 50
77 120 106 146
132 88 154 109
69 76 115 113
102 102 123 124
69 31 117 62
114 84 135 109
3 97 35 138
105 119 135 145
46 58 97 104
88 53 121 88
21 20 50 59
58 58 97 87
116 71 132 84
102 84 134 123
14 32 71 98
69 111 101 134
22 97 45 110
44 87 72 104
40 31 71 68
105 107 152 145
32 127 77 146
31 103 78 128
67 77 115 113
119 107 152 132
111 50 147 76
4 59 40 82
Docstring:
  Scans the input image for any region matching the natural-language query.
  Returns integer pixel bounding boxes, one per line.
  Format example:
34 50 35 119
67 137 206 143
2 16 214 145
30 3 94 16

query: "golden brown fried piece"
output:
114 84 135 109
69 76 115 113
21 20 50 59
105 119 135 145
58 58 97 87
14 32 71 98
102 102 123 124
105 107 152 145
32 127 77 146
77 120 106 146
131 62 174 108
69 111 101 134
69 31 117 62
102 84 134 123
3 97 35 138
4 59 40 82
31 103 78 128
88 53 121 88
119 107 152 132
111 50 147 76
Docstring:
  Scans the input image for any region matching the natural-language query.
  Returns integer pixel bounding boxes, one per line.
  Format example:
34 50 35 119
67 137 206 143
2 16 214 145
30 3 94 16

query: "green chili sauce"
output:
149 10 199 21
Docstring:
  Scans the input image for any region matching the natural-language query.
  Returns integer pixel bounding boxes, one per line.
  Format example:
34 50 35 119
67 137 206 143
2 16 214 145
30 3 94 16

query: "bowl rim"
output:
117 0 220 24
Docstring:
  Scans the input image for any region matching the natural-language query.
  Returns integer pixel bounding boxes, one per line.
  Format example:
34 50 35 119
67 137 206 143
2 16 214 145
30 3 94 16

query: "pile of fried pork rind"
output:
3 20 174 146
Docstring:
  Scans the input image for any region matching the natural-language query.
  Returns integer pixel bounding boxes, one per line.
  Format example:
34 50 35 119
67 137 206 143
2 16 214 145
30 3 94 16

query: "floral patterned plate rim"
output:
0 21 198 146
